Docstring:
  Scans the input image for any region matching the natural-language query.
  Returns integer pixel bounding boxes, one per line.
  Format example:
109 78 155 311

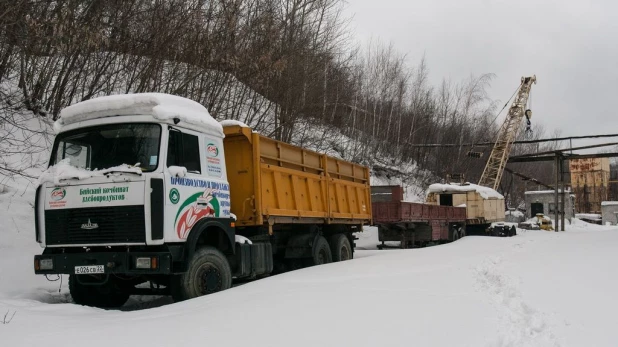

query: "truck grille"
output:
45 206 146 245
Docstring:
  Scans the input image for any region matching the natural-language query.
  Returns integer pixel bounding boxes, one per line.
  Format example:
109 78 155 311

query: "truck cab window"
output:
167 129 201 173
55 141 90 168
50 124 161 172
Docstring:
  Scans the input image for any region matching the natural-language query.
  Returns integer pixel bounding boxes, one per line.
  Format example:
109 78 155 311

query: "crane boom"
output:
478 75 536 190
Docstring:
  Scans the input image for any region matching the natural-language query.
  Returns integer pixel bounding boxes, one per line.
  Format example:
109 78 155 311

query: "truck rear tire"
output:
311 236 332 265
329 234 352 262
69 275 130 308
173 246 232 302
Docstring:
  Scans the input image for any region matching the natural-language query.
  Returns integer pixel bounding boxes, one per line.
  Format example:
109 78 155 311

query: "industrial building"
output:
524 190 575 220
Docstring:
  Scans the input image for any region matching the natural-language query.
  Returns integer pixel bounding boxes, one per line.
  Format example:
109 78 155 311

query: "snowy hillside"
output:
1 68 432 200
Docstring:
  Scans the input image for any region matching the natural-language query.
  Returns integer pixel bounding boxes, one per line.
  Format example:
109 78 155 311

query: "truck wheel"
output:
69 275 130 308
452 229 460 241
459 227 466 238
329 234 352 262
173 246 232 302
312 236 332 265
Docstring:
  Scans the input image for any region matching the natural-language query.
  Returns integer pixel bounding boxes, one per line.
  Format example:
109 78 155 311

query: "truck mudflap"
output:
34 251 173 275
233 242 273 279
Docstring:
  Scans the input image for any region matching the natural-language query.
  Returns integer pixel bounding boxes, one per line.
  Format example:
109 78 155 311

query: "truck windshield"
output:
50 123 162 172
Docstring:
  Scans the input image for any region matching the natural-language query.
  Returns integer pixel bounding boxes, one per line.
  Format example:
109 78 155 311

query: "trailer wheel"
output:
312 236 332 265
459 227 466 238
451 229 460 241
329 234 353 262
510 225 517 237
173 246 232 302
69 275 130 308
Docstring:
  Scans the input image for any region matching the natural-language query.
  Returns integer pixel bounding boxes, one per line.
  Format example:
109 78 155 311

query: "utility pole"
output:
560 154 565 231
554 154 560 231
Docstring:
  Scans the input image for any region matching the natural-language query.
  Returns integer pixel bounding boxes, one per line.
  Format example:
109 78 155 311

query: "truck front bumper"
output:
34 251 173 275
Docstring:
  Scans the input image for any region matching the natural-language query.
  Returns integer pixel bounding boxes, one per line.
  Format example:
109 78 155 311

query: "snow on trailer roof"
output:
601 201 618 206
426 183 504 200
55 93 223 136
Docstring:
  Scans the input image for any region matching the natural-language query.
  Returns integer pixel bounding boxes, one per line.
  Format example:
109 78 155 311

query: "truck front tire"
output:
173 246 232 302
69 275 130 308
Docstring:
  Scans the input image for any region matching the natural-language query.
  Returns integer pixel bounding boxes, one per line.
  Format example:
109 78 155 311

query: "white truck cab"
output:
34 94 252 307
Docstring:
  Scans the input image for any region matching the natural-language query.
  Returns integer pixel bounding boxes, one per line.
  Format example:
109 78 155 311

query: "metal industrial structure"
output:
509 142 618 231
479 75 537 190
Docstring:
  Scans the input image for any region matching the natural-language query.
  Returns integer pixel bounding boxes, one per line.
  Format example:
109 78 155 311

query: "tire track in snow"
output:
475 255 560 347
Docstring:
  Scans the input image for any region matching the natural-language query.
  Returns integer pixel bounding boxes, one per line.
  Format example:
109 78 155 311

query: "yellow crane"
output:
479 75 537 190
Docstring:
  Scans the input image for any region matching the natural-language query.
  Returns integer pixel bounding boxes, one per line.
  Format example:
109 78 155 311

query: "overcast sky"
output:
345 0 618 149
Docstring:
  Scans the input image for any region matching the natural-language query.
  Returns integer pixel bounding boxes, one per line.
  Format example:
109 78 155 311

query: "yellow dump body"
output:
223 125 372 227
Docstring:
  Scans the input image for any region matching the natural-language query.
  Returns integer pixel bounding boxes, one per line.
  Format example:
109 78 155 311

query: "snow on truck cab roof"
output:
426 183 504 200
54 93 224 137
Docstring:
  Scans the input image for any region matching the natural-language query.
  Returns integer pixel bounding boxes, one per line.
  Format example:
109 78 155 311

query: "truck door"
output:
164 127 231 242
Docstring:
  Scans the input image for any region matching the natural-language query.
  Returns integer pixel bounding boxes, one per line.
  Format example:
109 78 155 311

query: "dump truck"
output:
371 185 467 249
33 93 371 308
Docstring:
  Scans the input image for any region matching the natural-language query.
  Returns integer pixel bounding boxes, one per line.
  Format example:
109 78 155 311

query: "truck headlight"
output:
135 257 158 269
136 257 151 269
37 258 54 270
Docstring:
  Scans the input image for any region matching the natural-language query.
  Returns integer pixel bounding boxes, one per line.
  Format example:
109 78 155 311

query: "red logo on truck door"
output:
51 188 66 201
206 143 219 157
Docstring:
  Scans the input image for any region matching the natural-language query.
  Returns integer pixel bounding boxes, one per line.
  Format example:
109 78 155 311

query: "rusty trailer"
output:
371 186 467 249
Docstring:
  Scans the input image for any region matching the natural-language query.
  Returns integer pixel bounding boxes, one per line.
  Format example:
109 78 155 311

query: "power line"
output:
509 152 618 163
510 142 618 159
406 133 618 148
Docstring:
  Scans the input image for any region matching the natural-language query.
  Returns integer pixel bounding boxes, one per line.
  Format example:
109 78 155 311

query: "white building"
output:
524 190 575 220
601 201 618 225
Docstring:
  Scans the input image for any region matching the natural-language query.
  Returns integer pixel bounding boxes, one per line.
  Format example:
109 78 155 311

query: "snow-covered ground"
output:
1 182 618 346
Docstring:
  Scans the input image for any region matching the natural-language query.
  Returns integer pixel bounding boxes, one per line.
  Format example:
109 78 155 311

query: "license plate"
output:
74 265 105 274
